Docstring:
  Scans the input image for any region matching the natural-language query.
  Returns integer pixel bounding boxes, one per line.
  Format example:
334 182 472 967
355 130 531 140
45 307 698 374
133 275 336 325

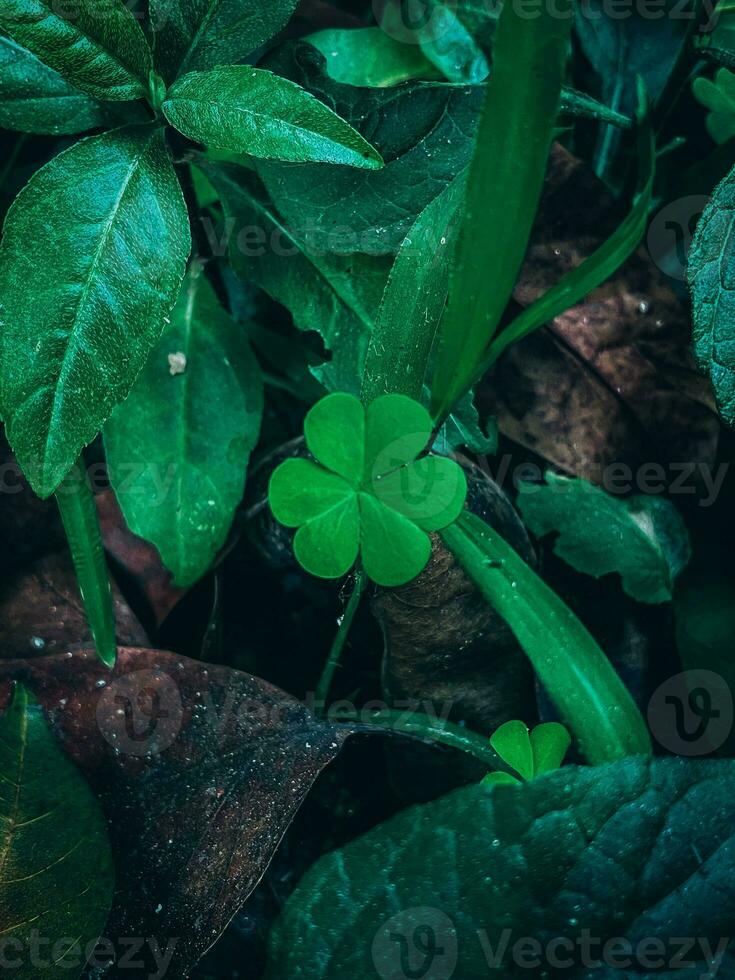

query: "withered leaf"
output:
481 145 720 486
0 649 348 977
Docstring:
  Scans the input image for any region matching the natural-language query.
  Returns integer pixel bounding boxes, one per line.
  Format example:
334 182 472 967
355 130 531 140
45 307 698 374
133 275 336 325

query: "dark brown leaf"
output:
481 145 720 486
0 649 347 977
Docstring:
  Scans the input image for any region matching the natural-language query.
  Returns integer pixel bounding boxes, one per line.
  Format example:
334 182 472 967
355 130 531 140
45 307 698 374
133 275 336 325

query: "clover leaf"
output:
268 393 468 586
483 720 571 787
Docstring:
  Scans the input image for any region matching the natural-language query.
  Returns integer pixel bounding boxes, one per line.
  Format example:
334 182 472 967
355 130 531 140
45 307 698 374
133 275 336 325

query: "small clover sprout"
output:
268 392 468 587
483 720 571 787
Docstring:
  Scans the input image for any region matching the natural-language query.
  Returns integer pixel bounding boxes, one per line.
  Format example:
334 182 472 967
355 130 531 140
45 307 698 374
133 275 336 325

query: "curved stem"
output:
339 708 507 773
55 460 116 667
316 570 365 708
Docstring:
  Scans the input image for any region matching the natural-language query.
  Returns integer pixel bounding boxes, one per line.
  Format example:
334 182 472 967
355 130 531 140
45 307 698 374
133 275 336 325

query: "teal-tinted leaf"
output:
693 69 735 144
688 161 735 426
416 2 489 83
266 757 735 979
434 387 497 454
0 684 114 978
0 124 191 497
269 458 353 526
361 173 465 404
0 34 110 134
0 0 152 101
255 40 480 254
531 721 571 775
269 393 466 585
204 162 390 393
441 511 651 764
430 0 572 419
307 27 438 87
517 472 691 604
104 264 262 587
294 495 361 579
489 719 534 779
304 390 364 481
150 0 298 82
164 67 383 169
358 491 431 587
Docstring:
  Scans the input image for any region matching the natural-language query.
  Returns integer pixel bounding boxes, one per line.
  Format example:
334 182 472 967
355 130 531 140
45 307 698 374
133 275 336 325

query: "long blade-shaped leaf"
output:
441 511 652 764
430 0 573 420
477 110 655 377
361 173 466 403
0 0 152 101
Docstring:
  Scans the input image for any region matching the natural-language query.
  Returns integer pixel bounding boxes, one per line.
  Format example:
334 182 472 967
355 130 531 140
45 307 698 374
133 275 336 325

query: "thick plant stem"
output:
340 709 509 774
316 570 366 708
55 461 117 667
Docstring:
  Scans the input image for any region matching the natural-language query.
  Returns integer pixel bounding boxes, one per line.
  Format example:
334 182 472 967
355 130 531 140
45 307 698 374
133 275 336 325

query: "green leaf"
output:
149 0 298 82
255 41 480 254
433 387 497 455
203 163 390 393
307 27 438 87
0 684 114 978
361 173 465 404
489 719 534 779
530 722 572 775
269 393 467 586
415 2 490 83
475 108 654 380
265 757 735 979
163 66 383 169
430 0 573 420
0 0 152 101
0 124 191 497
688 160 735 426
0 34 110 134
104 264 262 587
441 511 651 765
694 69 735 144
517 473 691 604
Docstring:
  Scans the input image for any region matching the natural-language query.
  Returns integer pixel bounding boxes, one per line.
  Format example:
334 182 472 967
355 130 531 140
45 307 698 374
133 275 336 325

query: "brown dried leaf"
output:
0 649 347 976
481 145 720 484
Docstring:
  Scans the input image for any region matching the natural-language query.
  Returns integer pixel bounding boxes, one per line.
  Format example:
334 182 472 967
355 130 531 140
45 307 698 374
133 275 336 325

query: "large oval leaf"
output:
0 0 152 101
0 124 191 498
0 649 347 976
0 35 110 134
104 263 263 587
0 683 114 978
688 162 735 427
150 0 298 82
266 757 735 978
163 67 383 169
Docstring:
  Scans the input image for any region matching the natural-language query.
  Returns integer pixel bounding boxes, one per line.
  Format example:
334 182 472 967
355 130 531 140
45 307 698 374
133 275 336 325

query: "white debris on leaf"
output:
168 351 187 375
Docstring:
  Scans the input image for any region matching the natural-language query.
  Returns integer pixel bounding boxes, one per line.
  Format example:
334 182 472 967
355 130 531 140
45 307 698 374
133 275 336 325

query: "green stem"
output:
338 709 507 773
316 570 366 707
55 460 117 667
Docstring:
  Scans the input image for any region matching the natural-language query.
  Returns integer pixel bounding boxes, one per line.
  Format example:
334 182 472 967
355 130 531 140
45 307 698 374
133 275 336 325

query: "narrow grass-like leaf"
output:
430 0 573 420
0 0 152 101
441 511 652 764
